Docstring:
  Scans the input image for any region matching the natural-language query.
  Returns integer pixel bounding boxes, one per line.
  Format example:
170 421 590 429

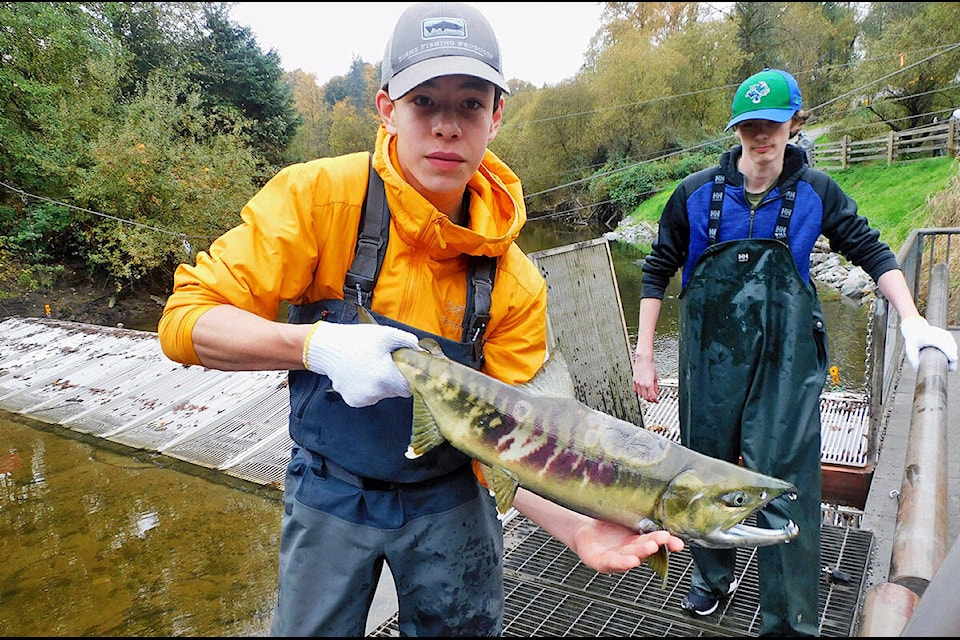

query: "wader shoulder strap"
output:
774 187 796 241
344 156 389 308
707 174 725 245
344 155 496 356
707 173 796 245
464 255 496 365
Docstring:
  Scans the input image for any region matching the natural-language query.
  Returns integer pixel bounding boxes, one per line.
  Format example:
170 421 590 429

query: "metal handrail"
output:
858 230 958 636
866 228 960 462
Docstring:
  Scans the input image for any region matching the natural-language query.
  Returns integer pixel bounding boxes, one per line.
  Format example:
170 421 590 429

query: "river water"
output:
0 220 870 636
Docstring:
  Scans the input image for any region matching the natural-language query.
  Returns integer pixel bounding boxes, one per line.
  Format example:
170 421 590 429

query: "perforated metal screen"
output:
368 514 872 637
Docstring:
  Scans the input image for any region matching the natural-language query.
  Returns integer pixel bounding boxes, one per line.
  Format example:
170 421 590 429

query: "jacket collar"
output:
371 126 526 259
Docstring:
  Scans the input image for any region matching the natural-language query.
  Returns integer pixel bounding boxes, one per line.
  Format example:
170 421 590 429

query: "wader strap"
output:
707 174 725 245
707 174 797 245
463 255 496 366
343 156 389 308
343 155 497 359
774 188 796 241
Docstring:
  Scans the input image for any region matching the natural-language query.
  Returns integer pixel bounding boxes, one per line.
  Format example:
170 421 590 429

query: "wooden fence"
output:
812 118 959 170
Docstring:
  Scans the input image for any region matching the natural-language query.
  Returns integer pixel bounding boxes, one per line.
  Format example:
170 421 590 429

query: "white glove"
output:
900 316 958 372
302 321 419 407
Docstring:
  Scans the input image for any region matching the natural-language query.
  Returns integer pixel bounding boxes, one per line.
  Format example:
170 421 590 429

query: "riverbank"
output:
0 258 169 330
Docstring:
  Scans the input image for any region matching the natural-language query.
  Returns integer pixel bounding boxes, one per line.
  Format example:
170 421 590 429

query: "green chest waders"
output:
678 179 828 636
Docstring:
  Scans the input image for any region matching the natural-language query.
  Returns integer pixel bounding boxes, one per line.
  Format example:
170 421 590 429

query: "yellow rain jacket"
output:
158 125 548 385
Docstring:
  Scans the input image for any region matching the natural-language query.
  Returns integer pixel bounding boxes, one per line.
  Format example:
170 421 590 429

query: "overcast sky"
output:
229 2 605 88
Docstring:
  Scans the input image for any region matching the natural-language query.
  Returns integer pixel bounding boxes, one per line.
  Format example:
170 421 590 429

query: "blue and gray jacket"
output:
641 144 901 299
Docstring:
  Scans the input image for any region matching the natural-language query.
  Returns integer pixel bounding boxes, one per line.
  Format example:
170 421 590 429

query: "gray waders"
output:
679 237 827 637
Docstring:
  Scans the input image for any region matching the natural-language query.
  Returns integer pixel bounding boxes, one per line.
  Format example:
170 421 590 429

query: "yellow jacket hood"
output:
373 125 527 260
159 125 547 386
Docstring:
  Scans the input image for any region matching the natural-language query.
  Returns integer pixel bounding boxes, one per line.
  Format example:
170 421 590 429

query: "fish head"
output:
656 465 799 549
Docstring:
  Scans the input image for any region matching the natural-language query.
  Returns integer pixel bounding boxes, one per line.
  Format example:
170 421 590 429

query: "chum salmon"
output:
359 308 798 584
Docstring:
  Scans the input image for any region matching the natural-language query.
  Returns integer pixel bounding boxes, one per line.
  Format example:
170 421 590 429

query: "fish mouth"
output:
688 519 800 549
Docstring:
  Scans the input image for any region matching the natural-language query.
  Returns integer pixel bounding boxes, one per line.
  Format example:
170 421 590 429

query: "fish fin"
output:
405 392 447 459
418 337 445 356
489 466 520 517
519 347 578 398
646 546 670 589
356 306 376 324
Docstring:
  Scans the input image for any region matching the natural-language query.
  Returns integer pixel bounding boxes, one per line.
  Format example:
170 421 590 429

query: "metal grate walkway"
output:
369 513 873 637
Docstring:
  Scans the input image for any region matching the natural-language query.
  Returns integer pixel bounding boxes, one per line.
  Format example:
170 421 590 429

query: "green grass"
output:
627 156 959 252
828 158 957 248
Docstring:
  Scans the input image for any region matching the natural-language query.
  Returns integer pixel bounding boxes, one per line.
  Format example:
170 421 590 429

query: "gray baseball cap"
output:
381 2 510 99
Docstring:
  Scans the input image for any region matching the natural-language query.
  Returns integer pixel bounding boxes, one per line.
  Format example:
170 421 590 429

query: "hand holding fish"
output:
302 320 419 407
511 488 684 574
571 517 685 574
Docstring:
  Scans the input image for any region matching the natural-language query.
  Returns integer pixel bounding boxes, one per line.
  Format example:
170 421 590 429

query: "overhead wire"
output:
3 44 959 237
521 42 960 203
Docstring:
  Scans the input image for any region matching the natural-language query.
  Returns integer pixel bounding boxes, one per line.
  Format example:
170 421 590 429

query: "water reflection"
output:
0 414 279 636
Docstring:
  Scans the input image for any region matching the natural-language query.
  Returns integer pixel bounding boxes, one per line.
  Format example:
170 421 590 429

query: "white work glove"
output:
900 316 958 372
302 321 419 407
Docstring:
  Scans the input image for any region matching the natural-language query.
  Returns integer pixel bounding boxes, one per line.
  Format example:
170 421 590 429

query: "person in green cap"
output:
632 68 957 636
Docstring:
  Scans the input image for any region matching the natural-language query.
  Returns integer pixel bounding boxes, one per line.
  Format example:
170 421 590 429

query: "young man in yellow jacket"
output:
158 3 682 635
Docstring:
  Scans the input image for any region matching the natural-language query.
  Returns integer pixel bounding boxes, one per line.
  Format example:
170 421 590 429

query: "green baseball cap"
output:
726 69 802 131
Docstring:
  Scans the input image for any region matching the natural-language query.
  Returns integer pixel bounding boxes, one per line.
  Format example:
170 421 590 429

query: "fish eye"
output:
723 490 748 507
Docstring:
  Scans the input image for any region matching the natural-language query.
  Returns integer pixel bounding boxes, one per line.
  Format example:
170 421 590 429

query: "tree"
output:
186 5 301 172
854 2 960 131
729 2 790 75
0 2 117 197
71 74 258 286
285 69 333 163
654 15 743 139
94 1 206 98
327 100 379 156
494 79 600 213
325 56 372 108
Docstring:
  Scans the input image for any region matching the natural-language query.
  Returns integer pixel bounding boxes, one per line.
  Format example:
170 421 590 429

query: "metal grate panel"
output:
368 515 872 637
1 342 158 415
641 385 871 469
219 427 294 488
529 239 645 426
68 363 228 437
819 392 871 466
107 369 282 451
